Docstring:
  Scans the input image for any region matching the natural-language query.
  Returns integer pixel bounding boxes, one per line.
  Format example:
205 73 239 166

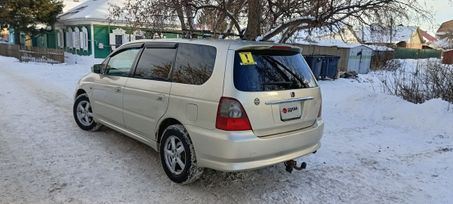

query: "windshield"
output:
233 50 318 92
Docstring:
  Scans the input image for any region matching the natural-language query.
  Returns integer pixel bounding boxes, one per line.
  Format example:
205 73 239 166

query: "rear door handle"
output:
114 87 121 93
156 96 163 101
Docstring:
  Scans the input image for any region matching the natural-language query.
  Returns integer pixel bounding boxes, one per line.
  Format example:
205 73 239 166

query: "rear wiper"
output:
262 56 309 88
262 81 293 86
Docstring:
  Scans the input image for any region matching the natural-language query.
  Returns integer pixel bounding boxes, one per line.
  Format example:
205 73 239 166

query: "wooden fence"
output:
0 44 64 63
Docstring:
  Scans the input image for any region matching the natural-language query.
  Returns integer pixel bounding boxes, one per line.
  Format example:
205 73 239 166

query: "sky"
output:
60 0 451 35
418 0 453 34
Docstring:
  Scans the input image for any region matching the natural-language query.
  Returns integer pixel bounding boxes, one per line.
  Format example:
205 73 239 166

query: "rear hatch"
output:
231 47 322 137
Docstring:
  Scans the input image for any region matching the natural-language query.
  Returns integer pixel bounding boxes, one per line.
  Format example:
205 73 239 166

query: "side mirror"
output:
92 64 103 74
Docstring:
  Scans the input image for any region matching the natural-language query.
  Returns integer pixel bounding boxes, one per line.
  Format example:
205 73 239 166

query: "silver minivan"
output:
73 39 324 184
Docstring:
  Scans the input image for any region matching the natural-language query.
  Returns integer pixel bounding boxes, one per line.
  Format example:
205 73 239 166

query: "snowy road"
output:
0 56 452 204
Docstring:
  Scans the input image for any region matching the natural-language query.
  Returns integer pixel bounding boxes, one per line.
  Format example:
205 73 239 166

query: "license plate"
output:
279 102 302 121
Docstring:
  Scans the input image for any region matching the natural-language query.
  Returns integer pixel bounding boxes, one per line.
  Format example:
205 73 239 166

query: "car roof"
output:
125 38 300 51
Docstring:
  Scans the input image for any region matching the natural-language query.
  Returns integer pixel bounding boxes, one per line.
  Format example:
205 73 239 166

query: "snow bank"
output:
320 77 452 134
64 52 103 65
0 55 95 98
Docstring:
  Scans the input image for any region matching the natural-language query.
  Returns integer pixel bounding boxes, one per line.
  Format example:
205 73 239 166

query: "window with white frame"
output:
57 30 63 48
81 27 89 51
74 27 80 49
67 27 73 48
109 28 128 50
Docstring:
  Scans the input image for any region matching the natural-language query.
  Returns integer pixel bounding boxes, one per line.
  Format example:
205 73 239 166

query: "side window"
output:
106 48 141 77
134 48 176 80
172 44 216 85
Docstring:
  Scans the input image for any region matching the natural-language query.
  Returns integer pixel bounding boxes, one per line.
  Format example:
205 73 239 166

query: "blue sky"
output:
419 0 453 33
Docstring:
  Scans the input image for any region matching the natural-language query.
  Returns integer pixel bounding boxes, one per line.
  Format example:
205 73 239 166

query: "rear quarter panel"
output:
161 42 229 139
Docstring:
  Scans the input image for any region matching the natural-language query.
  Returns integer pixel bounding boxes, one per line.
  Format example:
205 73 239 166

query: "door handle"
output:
156 96 163 101
114 87 121 93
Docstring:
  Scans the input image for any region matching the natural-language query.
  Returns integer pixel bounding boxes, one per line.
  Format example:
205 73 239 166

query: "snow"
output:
365 45 394 52
293 38 362 49
65 52 104 66
361 25 418 44
59 0 127 22
291 38 394 53
434 37 453 49
62 0 87 12
0 55 452 203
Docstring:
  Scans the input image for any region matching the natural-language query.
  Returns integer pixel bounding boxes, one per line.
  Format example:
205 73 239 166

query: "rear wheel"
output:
160 124 203 184
73 94 100 131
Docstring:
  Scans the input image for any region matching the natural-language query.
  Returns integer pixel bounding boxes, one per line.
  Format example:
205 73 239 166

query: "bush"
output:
379 59 453 104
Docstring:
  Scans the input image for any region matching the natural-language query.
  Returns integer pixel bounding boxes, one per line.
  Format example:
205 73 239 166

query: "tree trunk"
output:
243 0 261 40
172 0 187 36
183 0 195 38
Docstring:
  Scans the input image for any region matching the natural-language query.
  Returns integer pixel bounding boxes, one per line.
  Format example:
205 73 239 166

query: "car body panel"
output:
123 78 171 141
90 75 127 126
186 120 323 171
74 39 324 172
223 49 322 137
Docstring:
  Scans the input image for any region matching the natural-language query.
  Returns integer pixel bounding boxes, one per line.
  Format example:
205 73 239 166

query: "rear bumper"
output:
186 119 324 171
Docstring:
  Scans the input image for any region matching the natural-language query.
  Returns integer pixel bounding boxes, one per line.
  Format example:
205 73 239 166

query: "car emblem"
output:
290 92 295 98
254 98 260 105
282 108 288 113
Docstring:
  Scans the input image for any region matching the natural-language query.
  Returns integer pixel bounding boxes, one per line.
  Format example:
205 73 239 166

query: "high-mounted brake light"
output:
216 97 252 131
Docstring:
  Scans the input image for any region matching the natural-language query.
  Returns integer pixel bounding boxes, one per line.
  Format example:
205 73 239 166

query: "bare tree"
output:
108 0 176 38
108 0 427 43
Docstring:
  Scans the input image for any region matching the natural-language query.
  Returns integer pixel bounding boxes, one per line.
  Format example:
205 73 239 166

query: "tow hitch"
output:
284 160 307 173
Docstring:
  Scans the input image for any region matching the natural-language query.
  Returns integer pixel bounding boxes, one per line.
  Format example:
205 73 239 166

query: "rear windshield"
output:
234 50 317 92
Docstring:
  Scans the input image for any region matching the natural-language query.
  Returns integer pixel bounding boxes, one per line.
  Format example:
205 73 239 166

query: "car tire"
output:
73 94 101 131
160 124 204 184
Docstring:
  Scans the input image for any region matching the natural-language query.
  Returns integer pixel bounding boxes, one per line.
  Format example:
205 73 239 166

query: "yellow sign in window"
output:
239 52 256 65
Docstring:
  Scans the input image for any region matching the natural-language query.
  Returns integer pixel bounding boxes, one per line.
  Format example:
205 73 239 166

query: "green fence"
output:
395 48 441 59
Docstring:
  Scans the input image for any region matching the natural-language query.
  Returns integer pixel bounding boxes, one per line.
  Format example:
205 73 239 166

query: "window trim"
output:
232 50 318 92
129 42 179 81
168 43 217 86
103 43 144 77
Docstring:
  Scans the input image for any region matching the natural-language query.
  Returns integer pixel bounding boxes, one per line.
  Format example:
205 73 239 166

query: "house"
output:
63 0 87 12
292 27 361 44
436 20 453 39
442 49 453 64
435 20 453 50
359 25 424 49
419 29 437 49
55 0 181 59
293 39 375 74
0 0 86 47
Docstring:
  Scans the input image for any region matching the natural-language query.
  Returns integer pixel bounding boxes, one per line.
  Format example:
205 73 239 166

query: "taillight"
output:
216 97 252 131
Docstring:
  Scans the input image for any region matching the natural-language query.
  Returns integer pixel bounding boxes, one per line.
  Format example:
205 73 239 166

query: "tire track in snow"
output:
0 62 442 204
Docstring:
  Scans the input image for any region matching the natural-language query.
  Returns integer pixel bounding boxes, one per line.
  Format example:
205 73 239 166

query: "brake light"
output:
216 97 252 131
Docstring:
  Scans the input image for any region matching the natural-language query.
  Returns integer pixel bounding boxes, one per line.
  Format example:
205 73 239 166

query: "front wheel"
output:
160 124 204 184
73 94 100 131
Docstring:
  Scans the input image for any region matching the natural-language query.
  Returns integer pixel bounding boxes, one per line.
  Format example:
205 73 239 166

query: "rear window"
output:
234 50 317 92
